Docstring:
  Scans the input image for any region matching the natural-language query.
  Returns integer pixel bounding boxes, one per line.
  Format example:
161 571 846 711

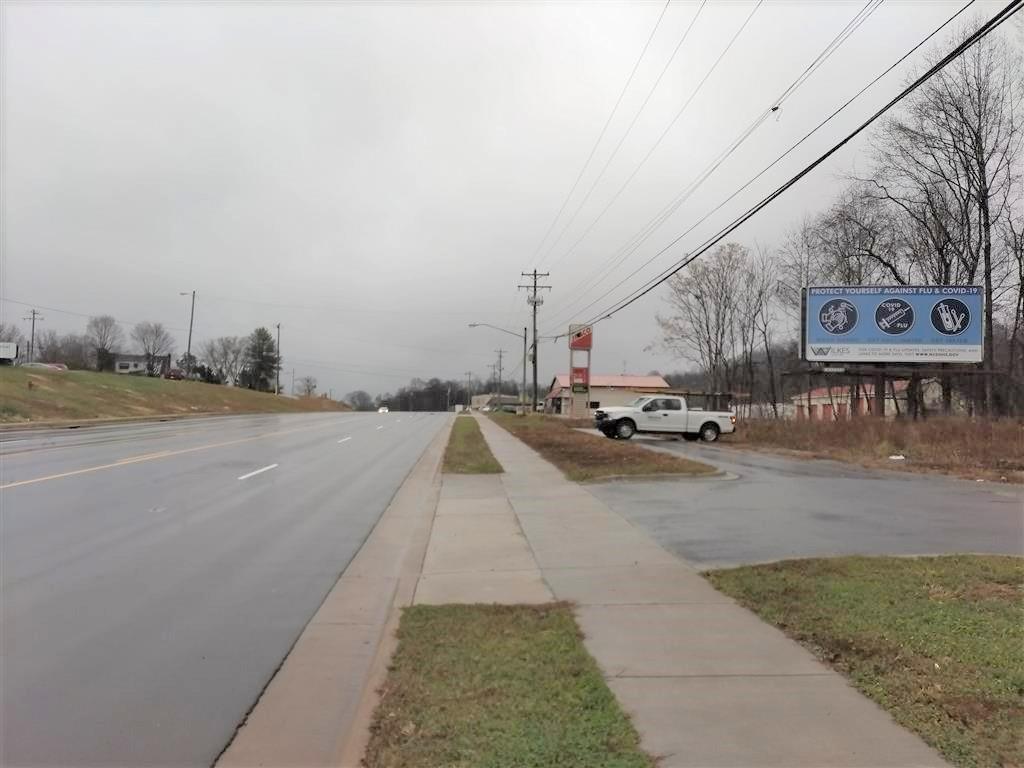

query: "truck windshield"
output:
628 397 650 407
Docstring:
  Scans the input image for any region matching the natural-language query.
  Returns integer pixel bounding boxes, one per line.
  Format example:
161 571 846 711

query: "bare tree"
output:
199 336 246 385
345 390 375 411
297 376 317 397
131 321 174 375
85 316 124 354
864 28 1022 413
657 243 747 393
35 330 62 363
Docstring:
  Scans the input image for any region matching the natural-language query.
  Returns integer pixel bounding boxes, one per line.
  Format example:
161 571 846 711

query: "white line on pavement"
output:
338 437 352 443
237 463 279 481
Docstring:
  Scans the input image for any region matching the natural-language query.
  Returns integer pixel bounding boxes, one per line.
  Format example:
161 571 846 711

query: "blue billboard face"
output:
805 286 982 363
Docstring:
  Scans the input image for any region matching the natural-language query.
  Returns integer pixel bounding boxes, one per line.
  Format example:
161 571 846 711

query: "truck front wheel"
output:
615 419 636 440
699 422 720 442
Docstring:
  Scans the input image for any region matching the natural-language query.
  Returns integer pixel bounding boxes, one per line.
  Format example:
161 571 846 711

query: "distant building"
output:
789 380 957 419
471 393 521 411
113 353 170 376
545 374 670 415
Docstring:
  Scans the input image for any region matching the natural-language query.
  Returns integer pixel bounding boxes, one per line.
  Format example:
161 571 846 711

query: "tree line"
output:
344 375 518 412
657 27 1022 417
0 316 288 394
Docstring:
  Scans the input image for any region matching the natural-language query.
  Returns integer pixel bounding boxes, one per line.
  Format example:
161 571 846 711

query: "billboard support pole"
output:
873 366 886 419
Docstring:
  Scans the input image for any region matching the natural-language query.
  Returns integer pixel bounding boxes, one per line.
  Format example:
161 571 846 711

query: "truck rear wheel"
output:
615 419 636 440
699 422 720 442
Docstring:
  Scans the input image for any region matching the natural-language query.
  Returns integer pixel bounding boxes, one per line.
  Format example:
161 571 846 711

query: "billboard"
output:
804 285 983 363
569 324 593 350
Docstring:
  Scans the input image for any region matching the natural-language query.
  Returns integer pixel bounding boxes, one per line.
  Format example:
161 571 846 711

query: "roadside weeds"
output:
724 417 1023 484
491 413 715 482
363 603 654 768
707 555 1024 768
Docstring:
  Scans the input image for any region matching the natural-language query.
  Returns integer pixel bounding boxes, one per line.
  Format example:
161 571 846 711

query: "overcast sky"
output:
2 0 1004 397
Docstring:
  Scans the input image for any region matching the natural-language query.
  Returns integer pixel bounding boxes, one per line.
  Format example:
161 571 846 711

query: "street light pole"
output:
179 291 195 376
275 323 281 395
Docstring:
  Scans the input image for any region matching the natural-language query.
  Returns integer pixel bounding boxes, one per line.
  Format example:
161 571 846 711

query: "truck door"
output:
662 397 687 431
641 398 669 431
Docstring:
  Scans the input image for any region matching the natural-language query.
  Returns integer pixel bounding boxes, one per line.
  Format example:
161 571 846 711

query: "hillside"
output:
0 367 347 424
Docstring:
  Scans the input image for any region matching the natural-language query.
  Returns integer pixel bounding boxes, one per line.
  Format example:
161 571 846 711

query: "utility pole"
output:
275 323 281 395
465 371 473 406
495 349 505 402
522 327 528 416
519 270 551 411
23 309 43 362
291 368 295 395
179 291 195 376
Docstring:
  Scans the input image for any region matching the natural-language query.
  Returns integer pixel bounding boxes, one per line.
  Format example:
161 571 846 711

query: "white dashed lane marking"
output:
237 464 279 481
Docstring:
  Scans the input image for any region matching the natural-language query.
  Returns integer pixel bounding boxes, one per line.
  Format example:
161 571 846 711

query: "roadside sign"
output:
804 286 983 363
571 366 589 393
569 324 593 351
0 342 18 361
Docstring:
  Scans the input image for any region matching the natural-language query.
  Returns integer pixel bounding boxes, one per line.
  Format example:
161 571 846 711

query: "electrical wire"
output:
543 0 885 330
534 0 709 268
540 0 764 273
526 0 673 267
575 0 1019 329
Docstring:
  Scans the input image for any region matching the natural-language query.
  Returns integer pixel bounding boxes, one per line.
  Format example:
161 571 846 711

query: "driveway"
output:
585 436 1024 569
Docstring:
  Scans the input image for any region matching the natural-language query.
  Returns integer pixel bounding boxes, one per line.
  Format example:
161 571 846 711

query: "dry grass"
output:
726 417 1023 483
0 367 347 424
491 413 715 482
709 555 1024 768
364 603 654 768
443 416 503 474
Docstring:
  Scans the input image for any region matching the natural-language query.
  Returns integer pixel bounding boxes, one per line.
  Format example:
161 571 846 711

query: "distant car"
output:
164 368 185 380
378 406 389 413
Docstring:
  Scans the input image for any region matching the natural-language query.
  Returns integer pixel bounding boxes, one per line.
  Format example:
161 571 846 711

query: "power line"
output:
541 0 763 273
542 0 886 330
561 0 979 330
577 0 1020 329
535 0 709 268
527 0 673 266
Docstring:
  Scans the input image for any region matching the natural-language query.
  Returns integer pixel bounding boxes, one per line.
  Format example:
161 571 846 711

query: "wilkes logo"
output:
811 346 831 356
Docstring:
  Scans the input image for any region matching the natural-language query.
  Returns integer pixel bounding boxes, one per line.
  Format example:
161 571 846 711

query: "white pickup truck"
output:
594 395 736 442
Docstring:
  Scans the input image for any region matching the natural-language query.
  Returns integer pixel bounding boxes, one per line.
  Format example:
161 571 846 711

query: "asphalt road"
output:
0 411 447 767
588 435 1024 569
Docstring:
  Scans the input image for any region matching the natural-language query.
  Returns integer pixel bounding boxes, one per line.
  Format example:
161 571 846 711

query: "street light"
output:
469 323 528 416
179 291 195 377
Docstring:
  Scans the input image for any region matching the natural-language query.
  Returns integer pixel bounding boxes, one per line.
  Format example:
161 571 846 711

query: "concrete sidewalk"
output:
465 416 947 768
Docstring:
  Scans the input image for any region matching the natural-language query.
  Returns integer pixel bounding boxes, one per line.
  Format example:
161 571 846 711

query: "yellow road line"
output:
0 421 337 490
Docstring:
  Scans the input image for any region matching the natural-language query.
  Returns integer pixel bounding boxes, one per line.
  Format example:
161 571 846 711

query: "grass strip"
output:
707 555 1024 768
443 416 503 474
364 603 653 768
491 413 714 482
0 367 346 423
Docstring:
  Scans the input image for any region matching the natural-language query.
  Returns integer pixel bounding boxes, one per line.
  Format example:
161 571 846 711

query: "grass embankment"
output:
708 555 1024 768
443 416 502 474
728 417 1023 483
364 603 653 768
0 367 346 424
491 413 714 482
